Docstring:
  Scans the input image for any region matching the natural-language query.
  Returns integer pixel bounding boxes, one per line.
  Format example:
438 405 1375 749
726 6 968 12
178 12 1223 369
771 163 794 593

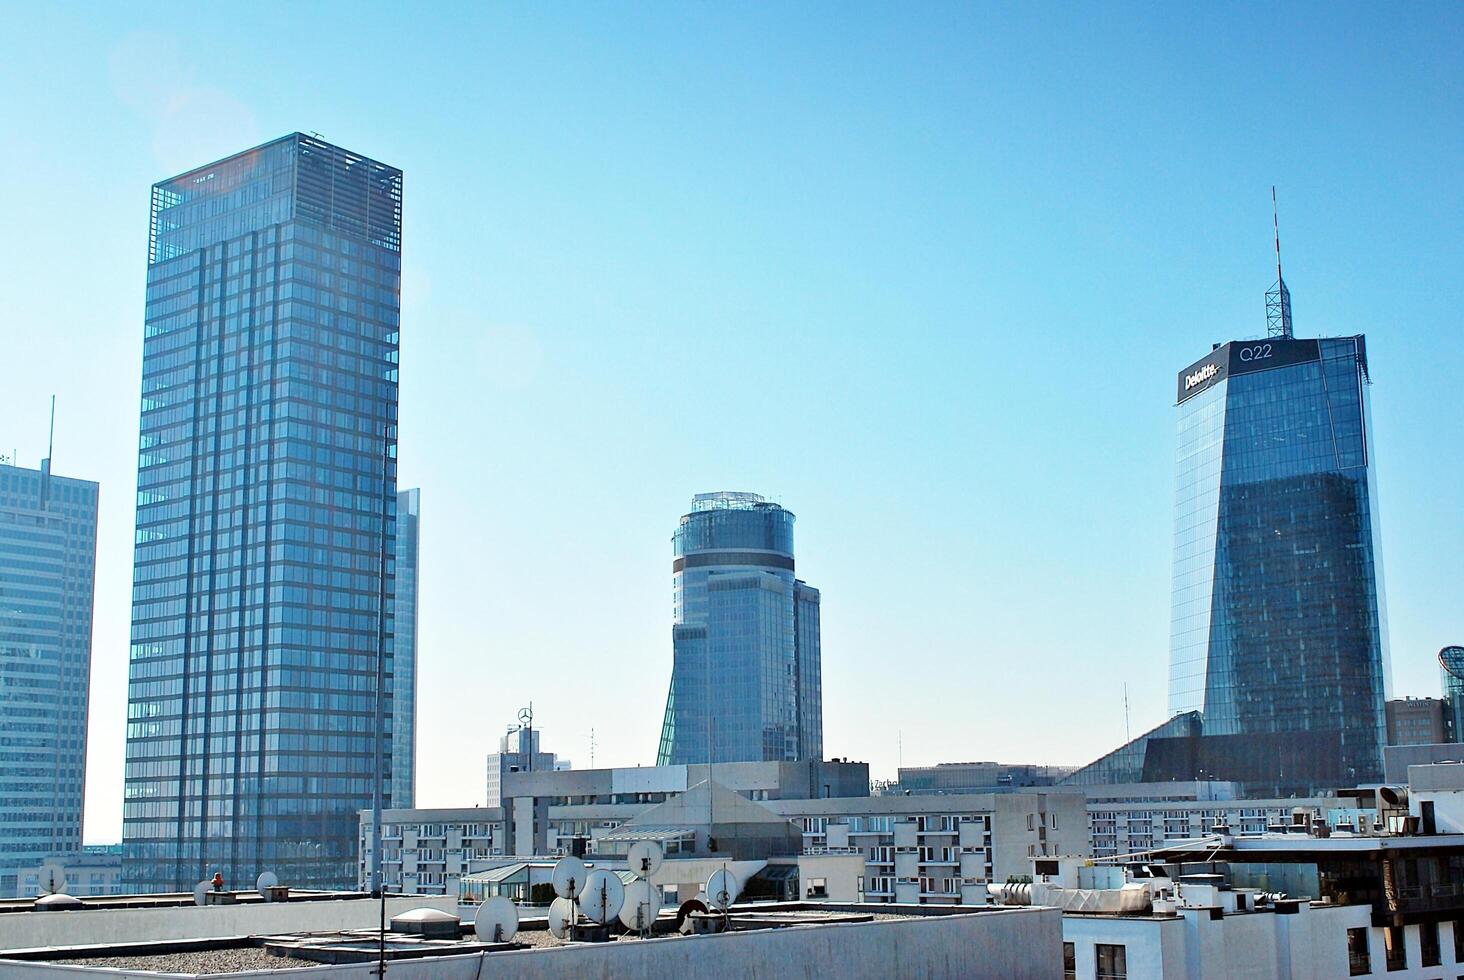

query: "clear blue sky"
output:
2 4 1460 843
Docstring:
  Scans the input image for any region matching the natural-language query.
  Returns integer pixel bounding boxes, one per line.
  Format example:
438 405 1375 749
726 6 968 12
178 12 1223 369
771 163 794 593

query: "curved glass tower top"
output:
673 493 795 626
659 492 822 766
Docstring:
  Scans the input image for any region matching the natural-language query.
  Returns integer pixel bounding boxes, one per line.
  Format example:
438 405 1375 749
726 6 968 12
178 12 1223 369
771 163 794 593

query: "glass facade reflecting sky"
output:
1169 335 1389 789
0 461 98 898
122 134 402 892
657 492 822 765
392 488 419 809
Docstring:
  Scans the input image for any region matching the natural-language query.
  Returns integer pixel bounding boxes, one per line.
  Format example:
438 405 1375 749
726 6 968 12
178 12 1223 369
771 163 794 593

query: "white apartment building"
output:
1076 783 1373 860
774 792 1088 905
361 760 1088 907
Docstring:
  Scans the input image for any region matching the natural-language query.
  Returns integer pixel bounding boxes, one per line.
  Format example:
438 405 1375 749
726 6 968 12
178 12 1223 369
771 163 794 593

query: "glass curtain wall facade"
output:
392 488 419 808
1440 647 1464 743
656 492 823 765
122 134 402 892
1169 335 1389 792
0 461 98 897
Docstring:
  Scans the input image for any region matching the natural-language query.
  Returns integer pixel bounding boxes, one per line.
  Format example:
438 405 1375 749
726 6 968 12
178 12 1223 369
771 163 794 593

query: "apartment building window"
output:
1454 918 1464 963
1062 942 1076 980
1383 925 1406 971
1095 944 1126 980
1420 920 1440 967
1346 927 1370 975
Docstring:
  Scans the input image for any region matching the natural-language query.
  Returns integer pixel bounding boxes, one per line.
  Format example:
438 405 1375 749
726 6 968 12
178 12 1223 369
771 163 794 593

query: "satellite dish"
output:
256 871 279 900
706 869 740 911
552 856 588 899
675 897 708 934
193 881 211 907
547 896 576 940
619 879 659 931
473 896 519 943
626 840 664 879
38 864 66 896
578 868 625 925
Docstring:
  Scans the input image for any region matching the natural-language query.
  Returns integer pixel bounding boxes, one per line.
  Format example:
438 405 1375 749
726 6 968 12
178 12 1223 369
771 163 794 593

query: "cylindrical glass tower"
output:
1440 646 1464 742
658 492 821 765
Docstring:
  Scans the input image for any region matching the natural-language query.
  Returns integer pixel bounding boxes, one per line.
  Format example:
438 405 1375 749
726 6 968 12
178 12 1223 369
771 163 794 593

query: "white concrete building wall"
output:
1062 902 1463 980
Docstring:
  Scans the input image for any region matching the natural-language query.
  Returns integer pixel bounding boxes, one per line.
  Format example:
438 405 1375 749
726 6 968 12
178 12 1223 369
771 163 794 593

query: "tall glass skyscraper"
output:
1169 333 1390 791
391 488 420 808
656 492 822 766
122 134 402 892
0 459 98 897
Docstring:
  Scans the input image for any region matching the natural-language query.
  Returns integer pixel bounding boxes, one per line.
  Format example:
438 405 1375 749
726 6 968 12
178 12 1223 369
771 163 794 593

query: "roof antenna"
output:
40 395 55 508
1265 186 1293 339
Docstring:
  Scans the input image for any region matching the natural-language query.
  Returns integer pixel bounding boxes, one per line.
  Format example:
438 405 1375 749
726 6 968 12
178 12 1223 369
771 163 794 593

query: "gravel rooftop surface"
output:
53 948 316 974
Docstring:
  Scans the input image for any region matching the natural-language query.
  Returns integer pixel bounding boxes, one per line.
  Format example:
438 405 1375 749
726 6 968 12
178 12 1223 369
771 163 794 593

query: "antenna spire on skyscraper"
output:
1266 186 1294 338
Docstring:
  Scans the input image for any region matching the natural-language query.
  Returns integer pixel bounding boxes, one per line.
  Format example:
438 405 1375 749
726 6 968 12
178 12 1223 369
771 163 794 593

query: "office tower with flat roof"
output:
391 488 419 809
122 134 402 892
0 458 98 897
1168 322 1389 792
656 492 823 766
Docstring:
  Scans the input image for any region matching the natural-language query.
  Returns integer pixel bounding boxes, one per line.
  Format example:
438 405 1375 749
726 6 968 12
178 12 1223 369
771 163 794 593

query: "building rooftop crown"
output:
690 491 775 512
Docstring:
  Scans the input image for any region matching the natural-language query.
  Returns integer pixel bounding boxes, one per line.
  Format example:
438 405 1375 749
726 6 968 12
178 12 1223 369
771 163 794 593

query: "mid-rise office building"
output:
1386 697 1449 747
392 488 420 808
122 134 403 892
890 761 1076 796
485 724 560 808
14 846 124 899
656 492 822 766
0 460 99 897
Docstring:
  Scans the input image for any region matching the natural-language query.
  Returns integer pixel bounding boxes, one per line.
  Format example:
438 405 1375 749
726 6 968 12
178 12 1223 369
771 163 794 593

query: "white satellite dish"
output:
618 879 659 931
547 896 576 940
473 896 519 943
193 881 211 907
256 871 279 900
706 869 740 911
551 856 588 899
626 840 664 879
39 864 66 896
578 868 625 925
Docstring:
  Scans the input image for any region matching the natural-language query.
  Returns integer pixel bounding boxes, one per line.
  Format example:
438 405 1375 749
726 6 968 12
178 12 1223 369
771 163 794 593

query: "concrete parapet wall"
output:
0 895 456 953
1 905 1061 979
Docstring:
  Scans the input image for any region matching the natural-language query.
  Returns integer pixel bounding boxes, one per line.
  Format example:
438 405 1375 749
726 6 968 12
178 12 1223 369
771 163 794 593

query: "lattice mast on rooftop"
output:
1266 186 1294 338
